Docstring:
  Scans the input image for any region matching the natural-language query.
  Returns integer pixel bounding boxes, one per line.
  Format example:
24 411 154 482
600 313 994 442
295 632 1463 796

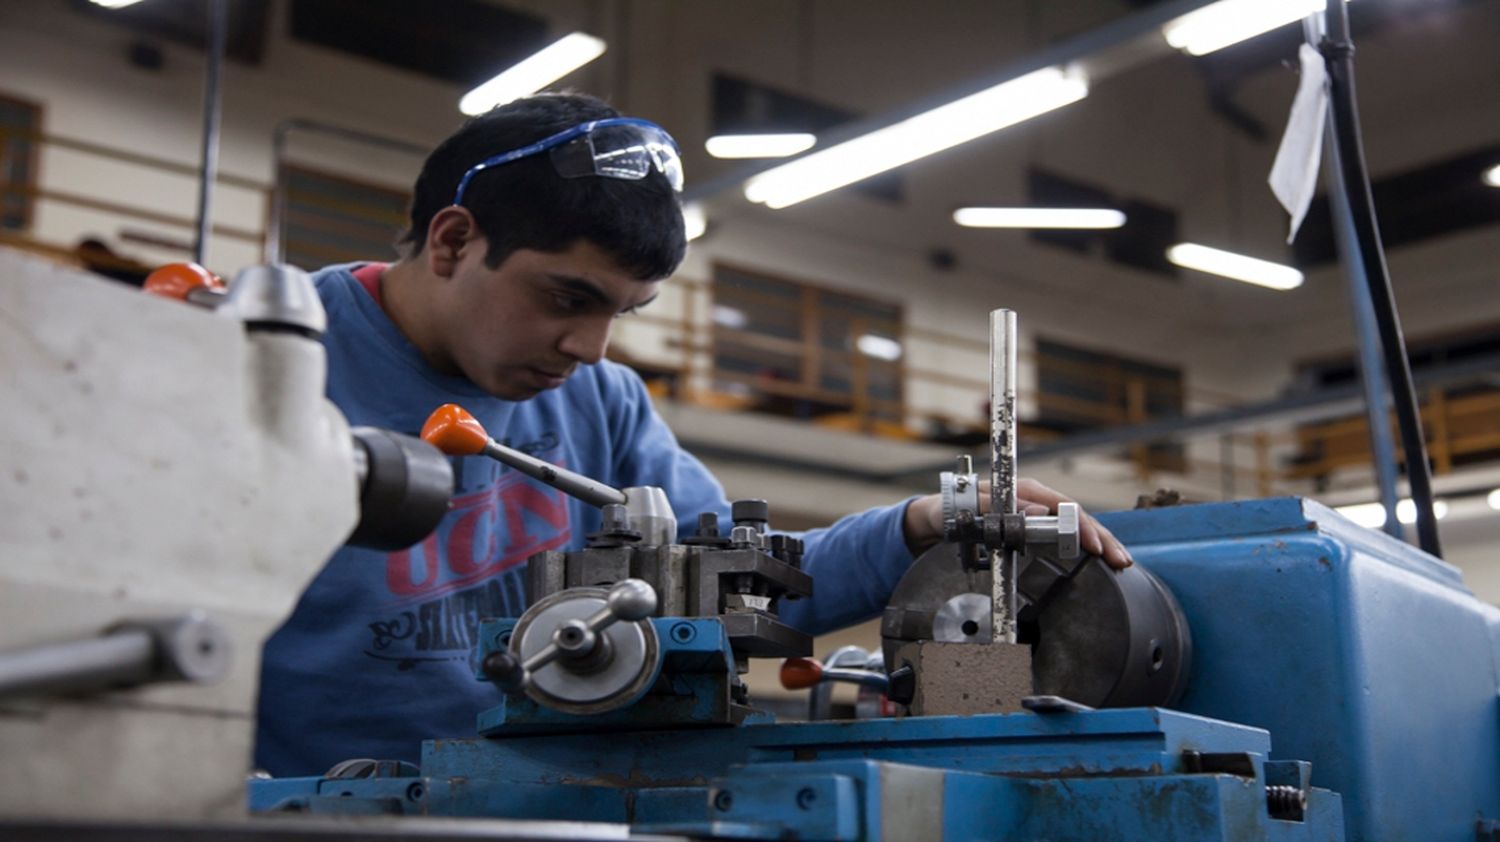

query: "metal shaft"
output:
990 309 1019 644
481 440 627 508
192 0 228 265
0 630 156 699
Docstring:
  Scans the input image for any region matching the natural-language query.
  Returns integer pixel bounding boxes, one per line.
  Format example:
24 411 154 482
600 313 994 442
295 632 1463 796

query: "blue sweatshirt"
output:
254 264 918 776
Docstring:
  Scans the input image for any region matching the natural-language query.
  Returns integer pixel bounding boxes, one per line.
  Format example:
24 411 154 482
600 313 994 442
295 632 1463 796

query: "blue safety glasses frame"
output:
451 117 684 207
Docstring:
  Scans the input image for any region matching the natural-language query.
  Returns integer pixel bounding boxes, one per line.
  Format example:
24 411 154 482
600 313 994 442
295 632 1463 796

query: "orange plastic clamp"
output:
778 657 824 691
421 404 491 456
143 262 224 300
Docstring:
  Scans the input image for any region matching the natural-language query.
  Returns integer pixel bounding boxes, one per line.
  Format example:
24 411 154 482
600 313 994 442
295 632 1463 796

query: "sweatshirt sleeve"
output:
598 363 735 537
598 362 919 636
777 498 920 636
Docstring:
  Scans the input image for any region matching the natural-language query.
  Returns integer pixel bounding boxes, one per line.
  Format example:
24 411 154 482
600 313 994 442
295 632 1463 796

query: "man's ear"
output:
425 207 481 279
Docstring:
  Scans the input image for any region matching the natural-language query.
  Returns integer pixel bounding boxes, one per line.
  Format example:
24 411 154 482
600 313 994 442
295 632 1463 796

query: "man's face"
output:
437 239 661 400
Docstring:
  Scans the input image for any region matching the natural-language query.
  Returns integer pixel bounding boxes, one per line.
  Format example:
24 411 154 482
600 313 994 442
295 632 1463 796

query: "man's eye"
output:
552 293 588 313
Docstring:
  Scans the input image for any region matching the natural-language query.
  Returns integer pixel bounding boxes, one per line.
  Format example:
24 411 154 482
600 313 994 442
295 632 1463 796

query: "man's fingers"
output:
976 477 1135 570
1013 478 1071 511
1078 516 1106 557
1093 520 1133 569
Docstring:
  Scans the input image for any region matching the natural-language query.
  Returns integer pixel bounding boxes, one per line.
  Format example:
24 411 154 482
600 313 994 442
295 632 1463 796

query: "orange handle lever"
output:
143 262 224 301
421 404 492 456
779 657 825 691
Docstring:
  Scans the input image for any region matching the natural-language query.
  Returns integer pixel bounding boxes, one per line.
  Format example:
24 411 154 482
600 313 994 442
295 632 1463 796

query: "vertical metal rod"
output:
192 0 228 266
1302 12 1400 538
990 309 1018 644
1327 135 1403 538
1314 6 1438 550
264 124 289 264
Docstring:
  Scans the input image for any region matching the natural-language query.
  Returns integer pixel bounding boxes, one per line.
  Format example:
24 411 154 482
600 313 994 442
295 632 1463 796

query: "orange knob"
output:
779 657 824 691
143 262 224 300
421 404 491 456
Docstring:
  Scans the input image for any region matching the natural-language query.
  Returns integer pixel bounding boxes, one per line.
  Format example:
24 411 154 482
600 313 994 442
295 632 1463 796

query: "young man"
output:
254 93 1131 776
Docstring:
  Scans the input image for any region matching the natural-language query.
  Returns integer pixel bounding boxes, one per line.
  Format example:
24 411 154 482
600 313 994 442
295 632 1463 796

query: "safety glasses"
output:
452 118 683 207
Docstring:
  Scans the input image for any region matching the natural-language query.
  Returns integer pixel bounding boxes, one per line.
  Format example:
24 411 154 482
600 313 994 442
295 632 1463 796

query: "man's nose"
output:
558 318 612 365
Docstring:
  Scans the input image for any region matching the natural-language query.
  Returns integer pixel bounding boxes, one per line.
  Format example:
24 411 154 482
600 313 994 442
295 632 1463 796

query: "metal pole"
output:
0 630 155 699
192 0 228 266
1328 144 1404 538
1321 1 1442 555
989 309 1018 644
264 122 288 265
1302 14 1402 539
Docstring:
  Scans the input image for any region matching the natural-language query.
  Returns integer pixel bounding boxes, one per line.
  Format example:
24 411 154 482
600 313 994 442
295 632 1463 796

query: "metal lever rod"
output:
482 439 627 509
990 309 1019 644
0 612 231 700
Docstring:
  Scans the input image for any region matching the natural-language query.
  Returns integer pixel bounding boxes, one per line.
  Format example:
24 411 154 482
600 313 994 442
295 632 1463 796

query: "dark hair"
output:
400 93 685 280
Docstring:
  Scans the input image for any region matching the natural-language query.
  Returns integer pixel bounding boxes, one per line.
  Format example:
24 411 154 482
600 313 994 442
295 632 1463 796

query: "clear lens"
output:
547 123 682 190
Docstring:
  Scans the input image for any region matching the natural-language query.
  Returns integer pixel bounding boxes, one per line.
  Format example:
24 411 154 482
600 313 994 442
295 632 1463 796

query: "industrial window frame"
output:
1034 337 1186 471
0 91 43 233
710 262 907 426
277 163 410 271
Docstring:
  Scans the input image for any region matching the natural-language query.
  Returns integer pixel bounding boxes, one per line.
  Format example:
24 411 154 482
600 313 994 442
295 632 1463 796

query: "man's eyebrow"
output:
548 274 657 313
548 275 612 306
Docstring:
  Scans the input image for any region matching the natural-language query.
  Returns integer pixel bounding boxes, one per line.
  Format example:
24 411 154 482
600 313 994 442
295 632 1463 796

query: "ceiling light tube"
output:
1167 242 1304 290
1484 164 1500 188
743 66 1088 210
90 0 146 7
954 207 1126 229
459 33 606 116
1336 498 1448 528
706 133 817 159
1163 0 1352 57
1488 488 1500 510
1334 502 1387 529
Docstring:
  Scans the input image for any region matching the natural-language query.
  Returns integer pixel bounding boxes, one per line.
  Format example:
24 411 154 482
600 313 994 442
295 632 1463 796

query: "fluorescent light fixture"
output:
682 203 707 242
1167 243 1304 290
743 66 1088 209
459 33 606 116
1164 0 1352 57
1335 498 1448 528
856 334 903 361
1334 502 1388 529
1488 488 1500 510
954 207 1126 229
90 0 145 7
1484 164 1500 188
1397 498 1447 524
712 305 748 330
706 133 816 159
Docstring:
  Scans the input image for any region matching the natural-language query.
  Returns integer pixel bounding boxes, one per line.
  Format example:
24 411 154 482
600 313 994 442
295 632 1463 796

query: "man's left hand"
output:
902 478 1133 569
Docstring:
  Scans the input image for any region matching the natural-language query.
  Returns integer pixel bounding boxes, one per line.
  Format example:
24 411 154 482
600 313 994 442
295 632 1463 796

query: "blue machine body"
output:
1111 497 1500 841
252 498 1500 840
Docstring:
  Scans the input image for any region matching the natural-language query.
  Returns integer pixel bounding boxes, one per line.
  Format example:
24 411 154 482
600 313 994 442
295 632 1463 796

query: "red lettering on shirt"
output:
384 475 571 602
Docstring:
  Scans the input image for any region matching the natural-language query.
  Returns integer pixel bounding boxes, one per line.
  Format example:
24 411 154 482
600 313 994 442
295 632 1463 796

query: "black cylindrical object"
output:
347 427 455 551
1321 3 1442 557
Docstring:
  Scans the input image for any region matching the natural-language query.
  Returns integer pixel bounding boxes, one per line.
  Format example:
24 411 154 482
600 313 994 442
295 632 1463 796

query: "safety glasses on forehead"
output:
451 117 684 207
